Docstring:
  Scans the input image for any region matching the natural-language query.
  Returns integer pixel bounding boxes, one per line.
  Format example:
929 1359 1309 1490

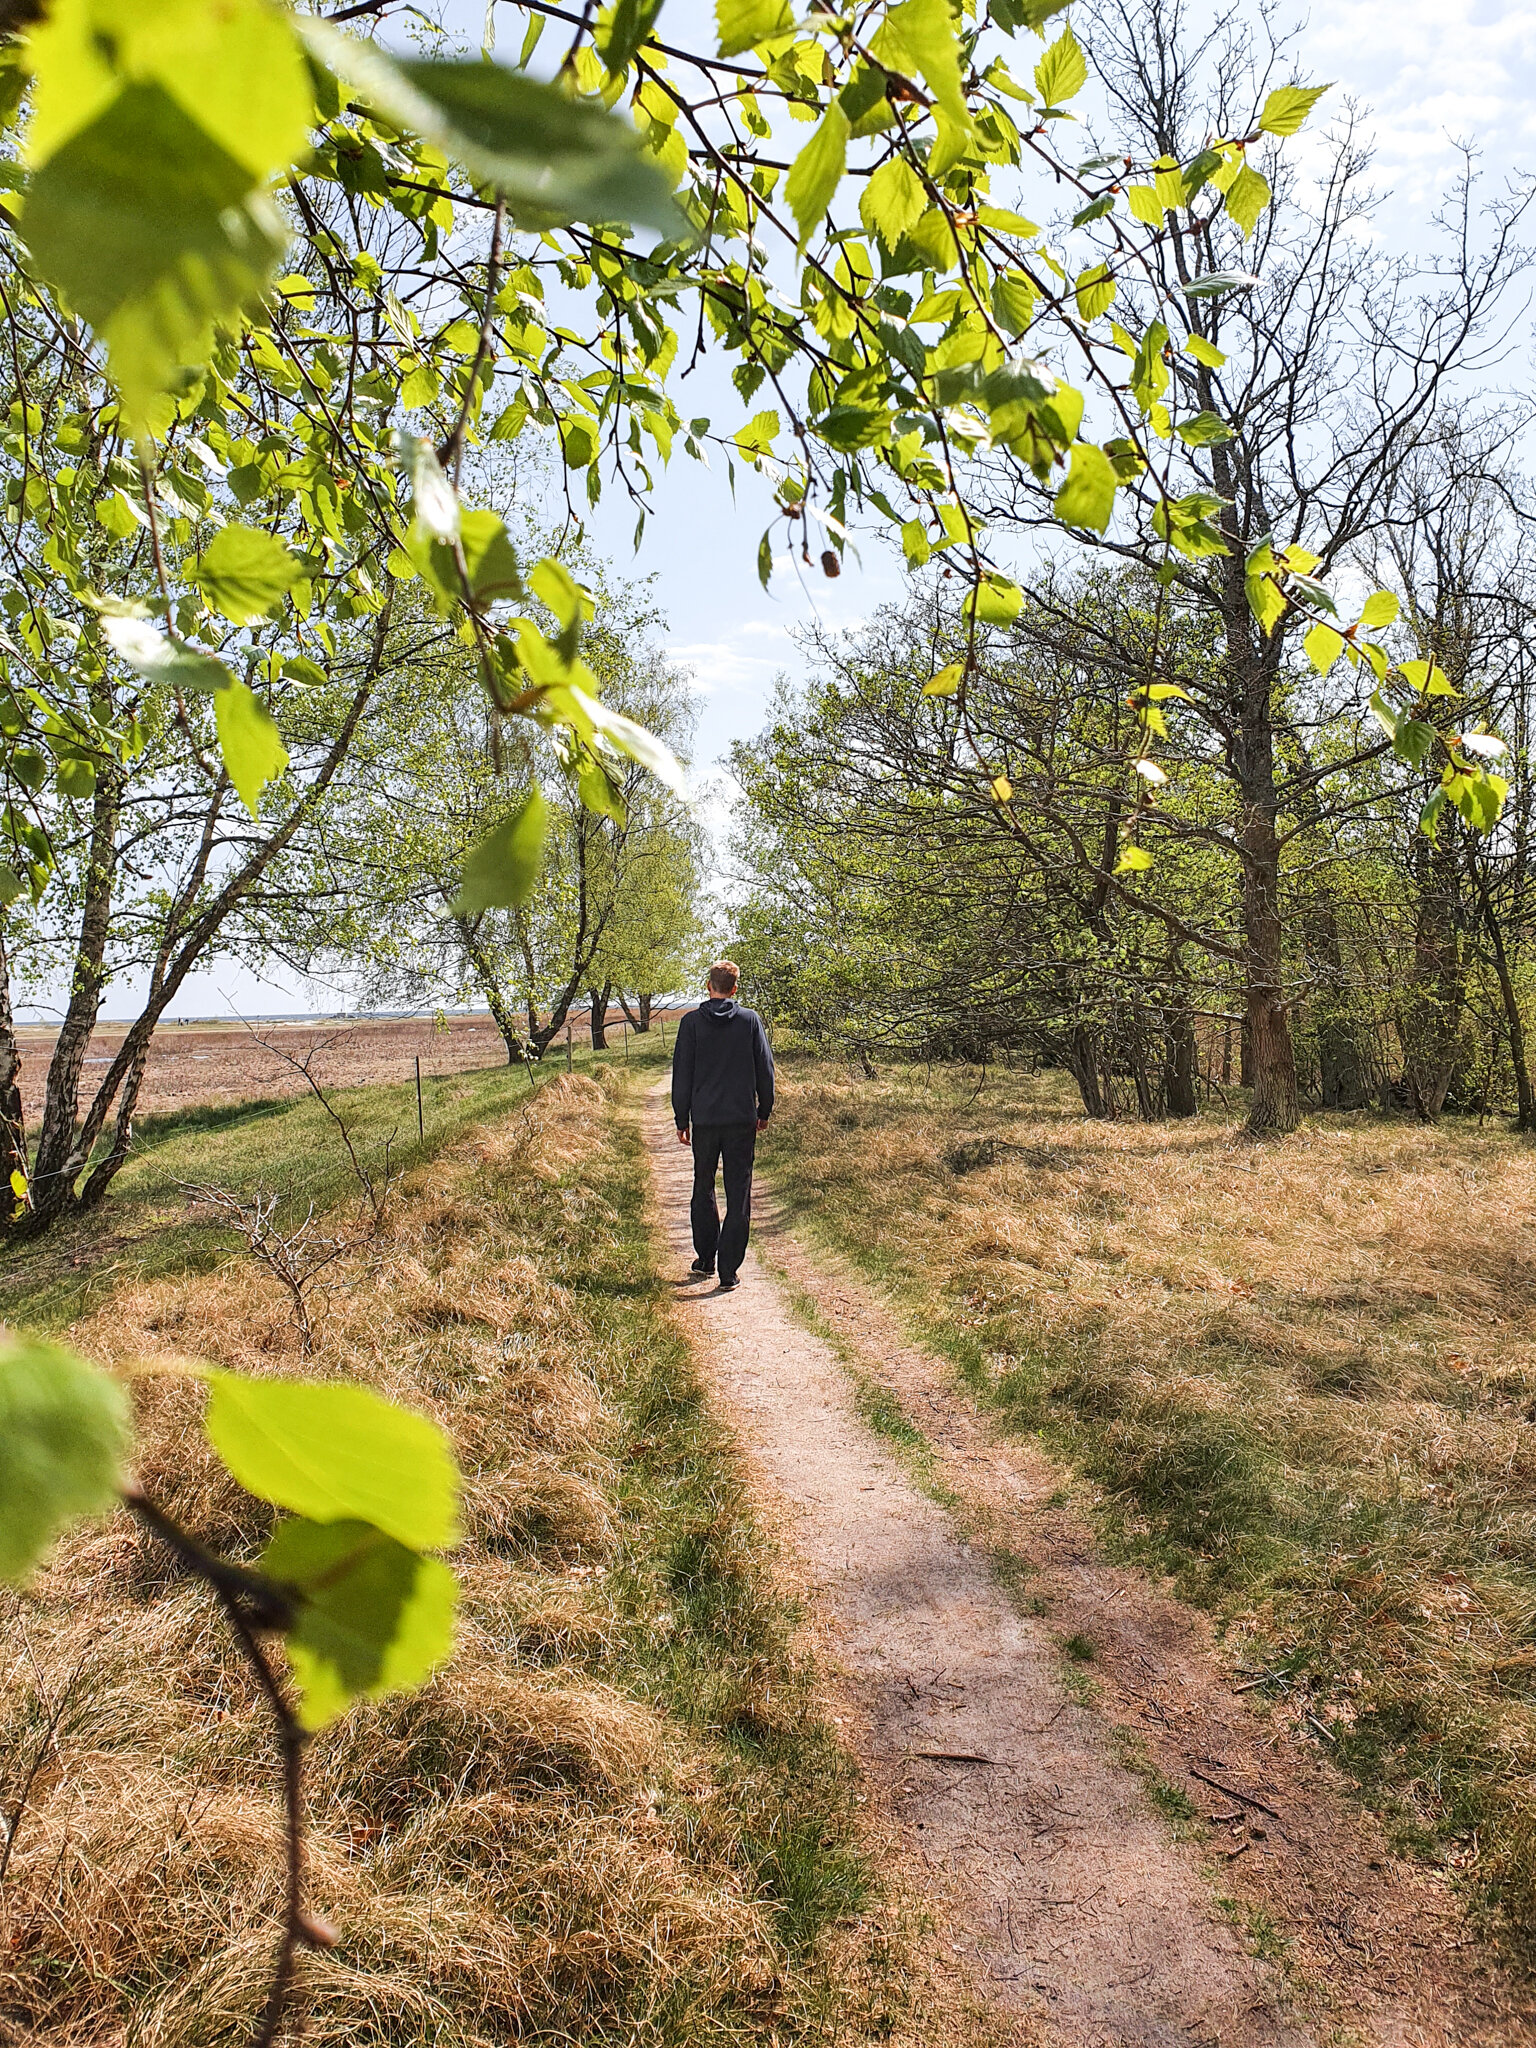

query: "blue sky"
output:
42 0 1536 1019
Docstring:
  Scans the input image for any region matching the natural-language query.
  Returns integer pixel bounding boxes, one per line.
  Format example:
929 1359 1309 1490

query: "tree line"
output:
730 1 1536 1132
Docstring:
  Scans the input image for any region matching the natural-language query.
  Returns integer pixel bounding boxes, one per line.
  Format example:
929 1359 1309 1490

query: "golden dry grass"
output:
765 1057 1536 1960
0 1069 975 2047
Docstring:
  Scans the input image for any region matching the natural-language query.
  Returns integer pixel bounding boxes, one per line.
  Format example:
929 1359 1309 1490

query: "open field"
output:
759 1056 1536 1966
11 1010 685 1126
0 1042 965 2048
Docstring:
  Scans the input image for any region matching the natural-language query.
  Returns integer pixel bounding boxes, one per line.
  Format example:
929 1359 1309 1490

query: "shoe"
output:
718 1273 740 1291
690 1258 715 1276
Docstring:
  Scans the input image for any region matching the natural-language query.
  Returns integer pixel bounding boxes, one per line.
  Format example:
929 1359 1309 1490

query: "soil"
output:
11 1009 681 1125
642 1085 1536 2048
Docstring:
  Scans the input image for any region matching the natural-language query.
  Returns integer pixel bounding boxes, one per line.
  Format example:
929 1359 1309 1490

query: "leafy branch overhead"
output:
0 0 1506 921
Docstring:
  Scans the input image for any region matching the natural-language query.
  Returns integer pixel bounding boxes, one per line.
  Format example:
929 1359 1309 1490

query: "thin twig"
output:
126 1492 308 2048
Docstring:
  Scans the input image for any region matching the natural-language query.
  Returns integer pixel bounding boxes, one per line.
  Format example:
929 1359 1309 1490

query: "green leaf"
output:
1074 263 1115 321
102 615 235 695
453 784 549 913
925 661 963 697
1419 787 1445 841
1034 24 1087 106
1367 688 1400 743
26 0 312 177
459 511 526 605
1224 162 1270 237
596 0 664 74
529 557 585 631
1174 409 1233 447
1245 557 1286 637
22 0 312 434
1359 589 1399 629
716 0 794 57
733 408 780 459
299 25 682 235
215 680 288 818
194 523 299 626
1305 622 1343 674
203 1369 461 1551
579 687 688 795
1180 270 1259 299
1258 83 1330 137
876 0 972 134
54 756 96 800
968 573 1023 625
1444 768 1508 832
860 154 926 253
0 1334 128 1583
95 489 141 539
1183 334 1226 368
1399 657 1455 697
786 103 849 252
1394 717 1436 768
1115 844 1154 873
413 508 526 612
23 94 288 436
263 1516 458 1731
757 527 775 589
1126 185 1163 227
1053 443 1118 532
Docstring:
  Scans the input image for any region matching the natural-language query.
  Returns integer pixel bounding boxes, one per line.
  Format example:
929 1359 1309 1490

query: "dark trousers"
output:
690 1122 757 1278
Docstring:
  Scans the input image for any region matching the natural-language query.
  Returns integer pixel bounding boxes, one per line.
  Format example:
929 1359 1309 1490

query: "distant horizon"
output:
13 999 690 1030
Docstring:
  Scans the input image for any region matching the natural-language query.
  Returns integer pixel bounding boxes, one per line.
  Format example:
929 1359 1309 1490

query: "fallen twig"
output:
1188 1765 1282 1820
905 1749 1014 1767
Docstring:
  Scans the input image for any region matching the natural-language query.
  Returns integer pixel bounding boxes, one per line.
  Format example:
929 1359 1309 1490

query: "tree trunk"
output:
1164 1000 1198 1118
1307 896 1369 1110
1402 821 1464 1121
588 982 611 1049
1066 1023 1108 1117
0 924 26 1215
1238 753 1298 1132
454 916 526 1064
26 765 123 1228
617 990 654 1033
1470 848 1535 1131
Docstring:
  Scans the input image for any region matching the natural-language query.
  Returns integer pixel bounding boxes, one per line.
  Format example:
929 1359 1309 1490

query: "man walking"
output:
671 960 774 1291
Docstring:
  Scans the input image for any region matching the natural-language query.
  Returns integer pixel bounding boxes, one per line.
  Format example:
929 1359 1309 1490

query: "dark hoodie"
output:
671 997 775 1130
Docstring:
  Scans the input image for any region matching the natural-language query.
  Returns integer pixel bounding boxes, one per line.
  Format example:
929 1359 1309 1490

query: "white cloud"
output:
666 639 783 695
1308 0 1536 224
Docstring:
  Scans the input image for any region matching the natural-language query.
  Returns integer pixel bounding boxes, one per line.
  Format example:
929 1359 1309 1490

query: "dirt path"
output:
642 1089 1536 2048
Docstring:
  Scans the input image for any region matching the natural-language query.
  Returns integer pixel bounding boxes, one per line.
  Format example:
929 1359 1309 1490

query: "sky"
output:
33 0 1536 1020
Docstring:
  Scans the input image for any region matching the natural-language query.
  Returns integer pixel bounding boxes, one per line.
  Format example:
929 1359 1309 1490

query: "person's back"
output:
671 962 774 1291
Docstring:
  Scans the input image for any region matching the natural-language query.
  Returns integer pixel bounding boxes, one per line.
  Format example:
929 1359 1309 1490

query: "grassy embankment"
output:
0 1039 951 2046
761 1055 1536 1962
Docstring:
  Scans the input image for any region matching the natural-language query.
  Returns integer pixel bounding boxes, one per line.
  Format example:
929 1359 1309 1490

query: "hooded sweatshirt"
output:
671 997 775 1130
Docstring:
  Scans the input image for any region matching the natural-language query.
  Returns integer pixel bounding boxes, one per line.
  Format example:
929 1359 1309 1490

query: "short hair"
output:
707 959 741 994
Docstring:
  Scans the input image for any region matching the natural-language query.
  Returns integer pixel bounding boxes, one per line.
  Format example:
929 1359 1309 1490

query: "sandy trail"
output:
643 1086 1536 2047
646 1088 1316 2047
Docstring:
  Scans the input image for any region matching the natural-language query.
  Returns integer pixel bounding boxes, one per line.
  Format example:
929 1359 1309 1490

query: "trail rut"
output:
642 1088 1536 2047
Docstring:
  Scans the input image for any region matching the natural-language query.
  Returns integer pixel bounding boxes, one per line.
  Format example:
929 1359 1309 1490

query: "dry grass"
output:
765 1055 1536 1962
0 1064 962 2047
